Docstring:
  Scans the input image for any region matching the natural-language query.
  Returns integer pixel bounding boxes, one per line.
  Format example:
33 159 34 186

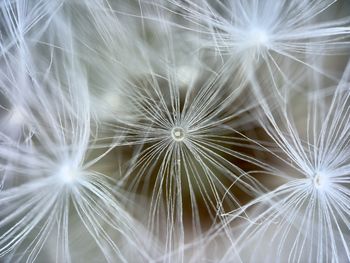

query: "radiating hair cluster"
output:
0 0 350 262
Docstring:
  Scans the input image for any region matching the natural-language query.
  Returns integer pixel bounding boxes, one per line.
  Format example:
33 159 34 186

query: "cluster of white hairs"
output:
1 0 350 262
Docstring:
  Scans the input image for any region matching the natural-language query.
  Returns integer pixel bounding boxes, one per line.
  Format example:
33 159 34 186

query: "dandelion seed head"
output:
171 126 186 142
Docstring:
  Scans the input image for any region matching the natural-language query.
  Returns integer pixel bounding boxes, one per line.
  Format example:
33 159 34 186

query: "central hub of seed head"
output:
312 172 327 190
59 164 79 184
243 28 270 60
251 29 269 47
171 127 186 142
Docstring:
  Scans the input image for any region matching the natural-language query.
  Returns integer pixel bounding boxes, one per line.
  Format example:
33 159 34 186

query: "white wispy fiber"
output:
1 0 350 262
